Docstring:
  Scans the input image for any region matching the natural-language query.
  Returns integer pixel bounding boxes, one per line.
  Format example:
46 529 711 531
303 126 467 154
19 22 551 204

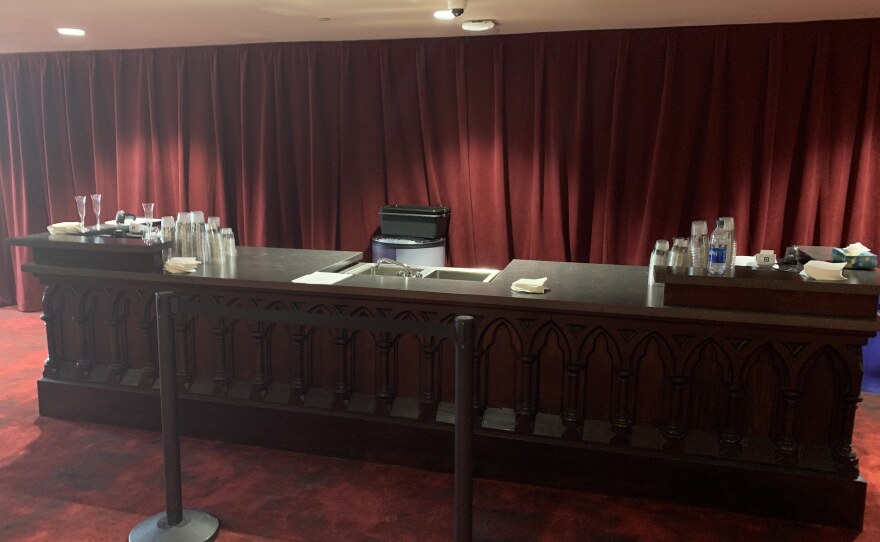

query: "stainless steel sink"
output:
341 262 499 282
420 268 499 282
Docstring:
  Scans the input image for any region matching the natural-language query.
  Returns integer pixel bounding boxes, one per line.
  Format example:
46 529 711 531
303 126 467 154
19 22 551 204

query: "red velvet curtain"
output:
2 20 879 310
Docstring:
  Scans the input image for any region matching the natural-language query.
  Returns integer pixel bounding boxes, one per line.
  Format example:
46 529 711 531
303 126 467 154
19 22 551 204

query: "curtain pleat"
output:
2 20 880 310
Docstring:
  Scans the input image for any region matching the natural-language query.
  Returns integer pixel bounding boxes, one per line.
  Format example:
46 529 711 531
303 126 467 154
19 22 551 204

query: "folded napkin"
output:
164 257 201 274
800 260 846 281
47 222 84 234
291 272 350 285
511 277 548 294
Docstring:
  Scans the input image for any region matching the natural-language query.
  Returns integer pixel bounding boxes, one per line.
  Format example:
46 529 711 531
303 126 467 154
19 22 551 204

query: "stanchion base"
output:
129 510 219 542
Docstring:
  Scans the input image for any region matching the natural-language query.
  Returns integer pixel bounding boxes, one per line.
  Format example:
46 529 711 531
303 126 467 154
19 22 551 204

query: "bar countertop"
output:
14 233 880 332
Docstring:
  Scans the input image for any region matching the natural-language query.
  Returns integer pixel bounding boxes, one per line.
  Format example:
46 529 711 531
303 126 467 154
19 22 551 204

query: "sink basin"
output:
420 268 499 282
341 263 499 282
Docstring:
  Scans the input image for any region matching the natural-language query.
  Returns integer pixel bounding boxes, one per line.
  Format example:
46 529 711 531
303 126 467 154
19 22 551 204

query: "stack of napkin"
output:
511 277 549 294
47 222 84 234
164 257 200 274
801 260 847 281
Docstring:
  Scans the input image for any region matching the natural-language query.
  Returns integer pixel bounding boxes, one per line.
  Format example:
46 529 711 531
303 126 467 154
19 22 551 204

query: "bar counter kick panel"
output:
29 270 871 529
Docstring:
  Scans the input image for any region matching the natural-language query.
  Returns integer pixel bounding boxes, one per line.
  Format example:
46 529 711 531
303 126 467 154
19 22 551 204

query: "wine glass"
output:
90 193 102 231
74 196 87 232
142 202 155 238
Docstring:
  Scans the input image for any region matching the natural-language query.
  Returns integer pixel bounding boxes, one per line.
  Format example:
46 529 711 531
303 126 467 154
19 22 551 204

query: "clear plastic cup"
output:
175 212 194 257
220 227 237 259
689 220 709 269
160 216 175 261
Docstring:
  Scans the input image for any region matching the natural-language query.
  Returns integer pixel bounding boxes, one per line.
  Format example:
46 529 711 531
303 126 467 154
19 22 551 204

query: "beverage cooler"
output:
373 205 450 266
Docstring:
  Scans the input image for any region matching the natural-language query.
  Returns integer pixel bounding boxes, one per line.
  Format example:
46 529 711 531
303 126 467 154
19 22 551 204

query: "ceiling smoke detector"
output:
461 19 495 32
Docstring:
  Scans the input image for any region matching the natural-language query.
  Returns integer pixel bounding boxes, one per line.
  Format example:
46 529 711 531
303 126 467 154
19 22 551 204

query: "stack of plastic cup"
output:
650 239 669 267
649 239 669 284
191 211 208 263
160 216 175 261
720 216 736 269
204 217 223 264
689 220 708 269
175 212 194 257
220 227 237 259
670 238 690 267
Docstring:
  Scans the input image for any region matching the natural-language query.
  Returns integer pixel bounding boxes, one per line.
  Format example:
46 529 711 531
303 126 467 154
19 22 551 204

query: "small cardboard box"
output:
831 248 878 270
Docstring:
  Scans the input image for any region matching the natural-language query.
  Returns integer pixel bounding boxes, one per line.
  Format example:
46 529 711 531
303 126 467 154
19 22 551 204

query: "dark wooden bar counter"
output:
9 233 880 528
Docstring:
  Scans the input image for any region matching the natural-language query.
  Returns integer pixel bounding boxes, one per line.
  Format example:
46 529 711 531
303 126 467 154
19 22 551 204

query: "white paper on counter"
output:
292 272 351 285
511 277 548 294
47 222 84 234
800 260 847 281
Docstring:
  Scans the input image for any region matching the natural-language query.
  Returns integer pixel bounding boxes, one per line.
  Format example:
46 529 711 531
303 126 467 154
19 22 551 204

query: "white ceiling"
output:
1 0 879 54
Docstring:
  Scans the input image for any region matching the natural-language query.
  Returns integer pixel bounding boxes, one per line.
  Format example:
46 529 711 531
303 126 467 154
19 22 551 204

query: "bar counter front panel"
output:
11 234 880 529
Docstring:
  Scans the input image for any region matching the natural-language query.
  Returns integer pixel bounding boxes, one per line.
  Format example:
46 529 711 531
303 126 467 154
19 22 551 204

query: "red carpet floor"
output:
1 305 878 541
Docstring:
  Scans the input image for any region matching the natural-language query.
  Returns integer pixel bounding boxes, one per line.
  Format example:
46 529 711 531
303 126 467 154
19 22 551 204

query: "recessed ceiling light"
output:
461 20 495 32
434 10 455 20
57 27 86 37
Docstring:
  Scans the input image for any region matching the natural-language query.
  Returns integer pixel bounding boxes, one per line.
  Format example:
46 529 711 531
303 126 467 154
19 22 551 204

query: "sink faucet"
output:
375 258 421 278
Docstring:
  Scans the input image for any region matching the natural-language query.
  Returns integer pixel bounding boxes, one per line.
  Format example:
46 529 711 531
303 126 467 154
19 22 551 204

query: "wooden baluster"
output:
611 365 635 443
211 319 233 395
515 353 537 434
107 316 126 383
561 359 584 424
172 312 195 390
834 393 861 472
776 387 800 465
138 306 158 387
473 347 486 415
374 337 395 414
74 295 96 379
250 323 271 400
107 294 130 383
288 328 309 404
333 331 353 409
418 342 440 421
662 374 687 450
41 285 63 377
719 382 743 454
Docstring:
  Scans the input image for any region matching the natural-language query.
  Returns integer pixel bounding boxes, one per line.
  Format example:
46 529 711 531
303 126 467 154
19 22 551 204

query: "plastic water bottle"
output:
708 219 728 275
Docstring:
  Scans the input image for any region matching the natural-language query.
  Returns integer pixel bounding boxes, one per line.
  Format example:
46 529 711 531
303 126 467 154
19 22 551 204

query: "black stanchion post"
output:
454 315 475 542
129 291 219 542
159 291 184 526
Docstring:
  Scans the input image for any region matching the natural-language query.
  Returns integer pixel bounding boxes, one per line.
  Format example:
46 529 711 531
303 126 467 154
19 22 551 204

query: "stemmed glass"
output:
90 193 102 231
142 202 155 242
74 196 87 232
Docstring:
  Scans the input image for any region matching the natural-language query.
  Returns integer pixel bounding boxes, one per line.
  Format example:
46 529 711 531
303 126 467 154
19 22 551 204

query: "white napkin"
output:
47 222 84 234
801 260 846 281
511 277 548 294
291 272 350 285
843 242 871 256
164 257 201 274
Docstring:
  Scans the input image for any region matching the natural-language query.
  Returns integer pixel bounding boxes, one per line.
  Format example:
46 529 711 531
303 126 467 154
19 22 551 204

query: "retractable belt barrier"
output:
129 291 476 542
